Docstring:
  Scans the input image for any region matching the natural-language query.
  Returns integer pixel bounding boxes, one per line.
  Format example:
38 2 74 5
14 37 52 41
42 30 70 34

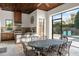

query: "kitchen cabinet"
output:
14 11 22 23
1 32 14 41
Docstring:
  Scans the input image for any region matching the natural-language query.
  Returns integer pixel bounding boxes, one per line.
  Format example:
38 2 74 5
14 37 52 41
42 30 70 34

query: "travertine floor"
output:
0 41 24 56
68 36 79 56
0 37 79 56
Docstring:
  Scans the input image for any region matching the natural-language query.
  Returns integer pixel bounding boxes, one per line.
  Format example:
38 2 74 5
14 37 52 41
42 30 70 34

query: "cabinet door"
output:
1 33 14 41
14 12 22 23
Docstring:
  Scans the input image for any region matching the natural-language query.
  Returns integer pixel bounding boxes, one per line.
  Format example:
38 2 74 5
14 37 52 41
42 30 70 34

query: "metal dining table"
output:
28 39 66 49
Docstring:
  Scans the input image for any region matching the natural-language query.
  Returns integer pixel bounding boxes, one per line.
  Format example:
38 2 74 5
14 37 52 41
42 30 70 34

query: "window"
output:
6 19 13 31
52 8 79 39
53 14 61 20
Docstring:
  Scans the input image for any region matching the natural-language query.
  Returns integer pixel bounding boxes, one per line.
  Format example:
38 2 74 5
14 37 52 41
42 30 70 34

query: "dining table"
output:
27 39 67 49
26 39 67 55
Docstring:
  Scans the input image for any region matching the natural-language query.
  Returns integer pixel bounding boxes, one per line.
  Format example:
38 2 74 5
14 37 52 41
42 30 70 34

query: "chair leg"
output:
68 48 70 56
68 51 70 56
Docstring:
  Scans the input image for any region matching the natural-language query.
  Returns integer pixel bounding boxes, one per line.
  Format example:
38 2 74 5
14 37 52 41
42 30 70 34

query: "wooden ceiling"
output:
0 3 63 14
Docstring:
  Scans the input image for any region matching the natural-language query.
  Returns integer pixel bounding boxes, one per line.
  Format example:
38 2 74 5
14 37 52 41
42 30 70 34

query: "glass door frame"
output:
52 14 62 39
52 7 79 39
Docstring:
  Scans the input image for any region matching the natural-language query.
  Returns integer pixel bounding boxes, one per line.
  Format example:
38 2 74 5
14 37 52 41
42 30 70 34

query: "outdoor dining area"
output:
20 35 72 56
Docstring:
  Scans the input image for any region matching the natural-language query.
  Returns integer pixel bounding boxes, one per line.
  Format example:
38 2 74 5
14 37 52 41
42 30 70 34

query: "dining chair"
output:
40 36 48 40
21 41 38 56
31 36 39 41
39 45 60 56
39 48 50 56
66 41 72 56
50 45 61 56
59 41 72 56
61 35 68 40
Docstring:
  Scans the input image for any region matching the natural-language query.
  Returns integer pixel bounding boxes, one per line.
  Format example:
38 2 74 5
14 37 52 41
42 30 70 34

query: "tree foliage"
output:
74 11 79 29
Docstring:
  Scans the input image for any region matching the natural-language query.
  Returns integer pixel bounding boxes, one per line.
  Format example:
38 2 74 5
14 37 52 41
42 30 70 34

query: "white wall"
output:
29 10 37 27
37 9 47 18
47 3 79 39
0 10 14 32
0 10 14 41
0 9 1 42
22 9 47 36
22 10 37 28
22 10 38 36
22 13 30 27
37 9 47 36
48 3 79 16
0 15 1 42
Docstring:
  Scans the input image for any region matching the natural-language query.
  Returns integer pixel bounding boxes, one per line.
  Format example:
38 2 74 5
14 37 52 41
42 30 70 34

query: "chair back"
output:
60 36 68 42
20 41 27 54
40 36 48 40
67 41 72 48
21 41 37 56
60 41 72 56
31 36 39 41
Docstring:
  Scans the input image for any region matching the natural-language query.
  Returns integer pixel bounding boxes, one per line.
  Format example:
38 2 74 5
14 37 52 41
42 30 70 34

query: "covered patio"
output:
0 3 79 56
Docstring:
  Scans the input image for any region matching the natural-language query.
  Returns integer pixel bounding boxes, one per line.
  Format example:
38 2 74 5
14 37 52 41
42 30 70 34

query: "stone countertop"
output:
1 31 13 33
1 30 14 33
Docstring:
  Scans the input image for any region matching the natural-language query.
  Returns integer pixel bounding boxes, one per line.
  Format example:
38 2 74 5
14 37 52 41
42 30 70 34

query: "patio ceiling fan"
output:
37 3 50 8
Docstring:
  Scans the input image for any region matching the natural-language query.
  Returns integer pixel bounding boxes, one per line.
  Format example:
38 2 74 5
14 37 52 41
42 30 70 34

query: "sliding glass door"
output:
52 14 62 39
62 8 79 37
52 8 79 39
